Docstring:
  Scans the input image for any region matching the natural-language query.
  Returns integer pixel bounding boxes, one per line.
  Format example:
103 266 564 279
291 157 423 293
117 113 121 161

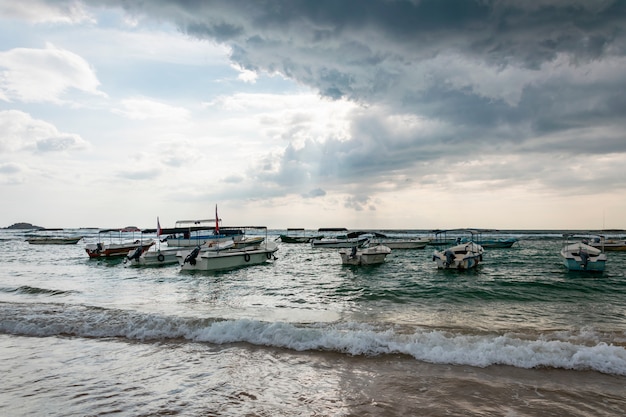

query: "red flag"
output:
157 216 162 237
215 205 220 234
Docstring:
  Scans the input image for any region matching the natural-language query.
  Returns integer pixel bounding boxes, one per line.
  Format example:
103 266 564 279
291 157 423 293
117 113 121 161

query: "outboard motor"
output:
350 246 358 259
184 246 201 265
127 246 143 262
579 250 589 269
444 249 455 267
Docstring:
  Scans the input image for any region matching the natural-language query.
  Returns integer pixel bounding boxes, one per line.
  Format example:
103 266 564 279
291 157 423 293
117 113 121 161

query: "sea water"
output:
1 229 625 416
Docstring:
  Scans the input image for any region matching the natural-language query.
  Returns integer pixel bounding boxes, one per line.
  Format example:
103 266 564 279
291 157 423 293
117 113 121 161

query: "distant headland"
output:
4 222 44 230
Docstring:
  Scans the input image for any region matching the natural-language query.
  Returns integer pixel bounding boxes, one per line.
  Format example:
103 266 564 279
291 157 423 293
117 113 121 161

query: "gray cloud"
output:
81 0 626 205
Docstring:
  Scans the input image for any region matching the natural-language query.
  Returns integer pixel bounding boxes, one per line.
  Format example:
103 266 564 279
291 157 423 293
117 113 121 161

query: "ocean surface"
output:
1 229 625 416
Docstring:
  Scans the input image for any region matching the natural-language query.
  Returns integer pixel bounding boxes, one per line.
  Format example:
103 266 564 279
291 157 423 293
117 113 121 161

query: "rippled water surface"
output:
1 229 625 416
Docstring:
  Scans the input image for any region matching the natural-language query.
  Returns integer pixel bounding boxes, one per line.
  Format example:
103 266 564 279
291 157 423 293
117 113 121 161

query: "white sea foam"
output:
1 304 625 376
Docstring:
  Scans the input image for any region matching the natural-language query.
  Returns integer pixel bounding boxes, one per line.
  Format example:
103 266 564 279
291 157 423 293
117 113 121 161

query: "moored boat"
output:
26 236 83 245
85 228 154 259
339 244 391 265
311 229 371 248
432 230 484 270
560 239 607 272
177 227 278 272
279 228 324 243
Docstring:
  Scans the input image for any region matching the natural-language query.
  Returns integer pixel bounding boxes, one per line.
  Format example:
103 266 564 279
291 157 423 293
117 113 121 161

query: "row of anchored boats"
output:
24 222 623 272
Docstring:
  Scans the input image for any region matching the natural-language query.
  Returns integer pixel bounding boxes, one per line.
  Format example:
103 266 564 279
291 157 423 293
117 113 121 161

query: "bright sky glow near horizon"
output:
1 0 625 230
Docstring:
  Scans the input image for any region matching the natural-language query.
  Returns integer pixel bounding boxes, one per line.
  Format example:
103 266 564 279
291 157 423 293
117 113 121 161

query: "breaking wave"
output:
1 302 625 376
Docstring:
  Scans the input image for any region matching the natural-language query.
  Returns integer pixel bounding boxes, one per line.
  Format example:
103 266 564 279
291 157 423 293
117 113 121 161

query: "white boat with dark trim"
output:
311 229 371 248
279 228 324 244
370 233 429 249
126 239 235 267
561 238 607 272
432 230 484 270
177 227 278 272
339 244 391 265
26 235 84 245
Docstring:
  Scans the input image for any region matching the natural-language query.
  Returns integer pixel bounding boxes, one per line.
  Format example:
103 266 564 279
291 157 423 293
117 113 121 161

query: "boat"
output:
311 234 371 248
163 219 243 247
126 239 235 267
26 236 83 245
177 227 278 272
278 228 324 243
586 235 626 252
460 237 518 248
560 238 607 272
432 230 484 270
311 228 372 248
84 229 154 259
339 244 392 265
369 233 429 249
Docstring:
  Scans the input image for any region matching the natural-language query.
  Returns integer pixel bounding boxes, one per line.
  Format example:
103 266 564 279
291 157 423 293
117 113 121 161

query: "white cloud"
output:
112 98 191 121
0 43 106 104
0 110 89 154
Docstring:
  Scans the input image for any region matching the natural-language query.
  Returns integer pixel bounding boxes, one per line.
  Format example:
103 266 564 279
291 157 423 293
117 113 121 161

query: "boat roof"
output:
318 227 348 232
175 219 219 227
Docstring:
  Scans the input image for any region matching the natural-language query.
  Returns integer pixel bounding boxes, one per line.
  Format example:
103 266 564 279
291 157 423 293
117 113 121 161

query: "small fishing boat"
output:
279 228 324 243
311 229 371 248
560 239 607 272
432 230 484 270
85 229 154 259
586 235 626 252
177 227 278 272
26 236 83 245
339 244 391 265
126 239 235 267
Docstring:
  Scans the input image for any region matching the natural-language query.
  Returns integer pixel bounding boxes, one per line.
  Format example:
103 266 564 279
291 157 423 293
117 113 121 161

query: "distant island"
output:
4 222 44 230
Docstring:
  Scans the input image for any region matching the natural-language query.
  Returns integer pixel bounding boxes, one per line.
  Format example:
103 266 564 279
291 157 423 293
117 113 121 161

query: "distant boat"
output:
586 235 626 252
279 228 324 243
26 236 83 245
461 237 518 248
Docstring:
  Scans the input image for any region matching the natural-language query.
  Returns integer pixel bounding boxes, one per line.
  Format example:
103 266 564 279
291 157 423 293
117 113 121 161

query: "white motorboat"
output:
561 241 607 272
26 236 83 245
586 235 626 252
125 239 236 267
370 237 429 249
311 230 372 248
339 244 391 265
431 230 484 270
177 227 278 272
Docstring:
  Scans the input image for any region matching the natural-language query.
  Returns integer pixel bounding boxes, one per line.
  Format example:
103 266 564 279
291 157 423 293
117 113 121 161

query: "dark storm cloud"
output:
83 0 626 199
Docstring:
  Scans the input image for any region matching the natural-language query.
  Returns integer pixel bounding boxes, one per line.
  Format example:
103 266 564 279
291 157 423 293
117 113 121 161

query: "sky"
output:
1 0 625 230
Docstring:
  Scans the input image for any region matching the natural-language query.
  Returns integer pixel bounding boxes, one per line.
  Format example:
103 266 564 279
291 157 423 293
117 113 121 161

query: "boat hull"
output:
125 248 180 266
27 237 83 245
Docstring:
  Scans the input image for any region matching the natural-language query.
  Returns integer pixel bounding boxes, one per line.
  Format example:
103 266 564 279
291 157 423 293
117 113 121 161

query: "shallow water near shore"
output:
1 229 625 416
